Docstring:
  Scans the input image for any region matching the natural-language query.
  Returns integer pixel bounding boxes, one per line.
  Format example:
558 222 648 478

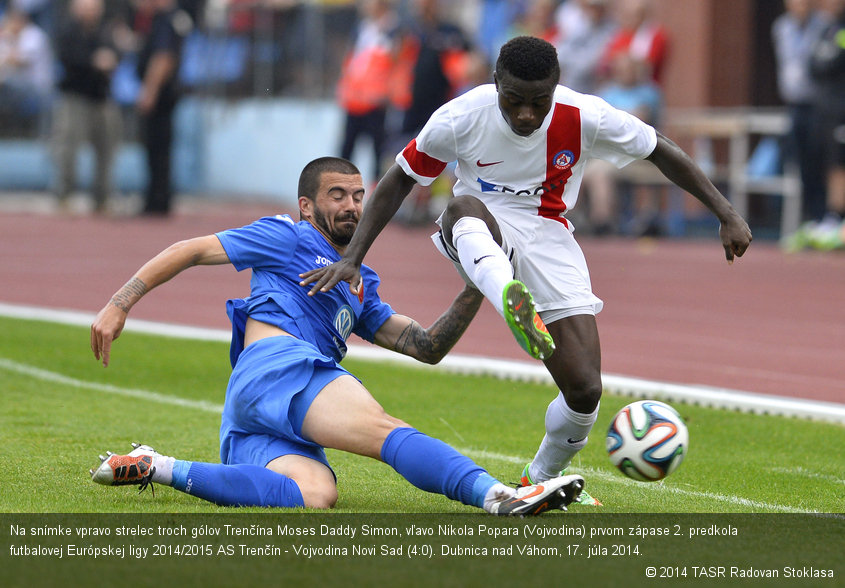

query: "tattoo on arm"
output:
394 321 422 357
110 277 147 313
394 288 482 363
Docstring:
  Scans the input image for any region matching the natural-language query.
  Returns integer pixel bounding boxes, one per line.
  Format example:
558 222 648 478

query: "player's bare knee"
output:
443 194 484 218
545 353 602 413
561 371 602 413
299 482 338 509
266 454 337 508
566 383 602 413
441 196 498 244
291 471 338 509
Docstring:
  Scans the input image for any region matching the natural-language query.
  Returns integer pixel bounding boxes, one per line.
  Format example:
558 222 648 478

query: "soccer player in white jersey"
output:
302 37 752 503
88 156 585 515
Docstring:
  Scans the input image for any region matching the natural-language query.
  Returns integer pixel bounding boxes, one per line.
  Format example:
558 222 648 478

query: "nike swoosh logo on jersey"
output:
473 255 494 264
477 159 503 167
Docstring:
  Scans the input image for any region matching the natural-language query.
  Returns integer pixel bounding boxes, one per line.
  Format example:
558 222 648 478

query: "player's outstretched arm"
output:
646 131 752 263
300 164 418 296
90 235 230 367
373 285 484 364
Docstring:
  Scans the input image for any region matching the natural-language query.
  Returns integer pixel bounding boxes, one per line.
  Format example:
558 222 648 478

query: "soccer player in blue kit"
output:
89 156 584 515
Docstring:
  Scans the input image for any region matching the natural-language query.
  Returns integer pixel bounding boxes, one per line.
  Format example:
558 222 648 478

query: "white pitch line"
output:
2 301 843 424
0 356 837 516
0 358 224 415
768 466 845 486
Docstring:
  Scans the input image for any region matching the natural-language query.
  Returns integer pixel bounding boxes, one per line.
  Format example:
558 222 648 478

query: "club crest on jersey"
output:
552 150 575 170
334 305 354 339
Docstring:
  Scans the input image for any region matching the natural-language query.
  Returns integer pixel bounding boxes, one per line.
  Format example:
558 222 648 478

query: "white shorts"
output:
432 210 604 320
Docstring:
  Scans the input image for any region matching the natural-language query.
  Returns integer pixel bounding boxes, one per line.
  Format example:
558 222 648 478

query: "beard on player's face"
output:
312 203 358 246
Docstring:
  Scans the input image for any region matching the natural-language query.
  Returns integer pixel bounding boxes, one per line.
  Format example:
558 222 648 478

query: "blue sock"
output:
169 460 304 507
471 473 500 508
380 427 497 508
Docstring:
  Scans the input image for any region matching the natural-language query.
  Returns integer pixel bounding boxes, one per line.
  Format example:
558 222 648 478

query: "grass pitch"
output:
1 315 842 515
2 315 843 586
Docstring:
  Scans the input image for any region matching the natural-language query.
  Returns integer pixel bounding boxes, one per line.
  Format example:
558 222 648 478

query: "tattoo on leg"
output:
110 277 147 313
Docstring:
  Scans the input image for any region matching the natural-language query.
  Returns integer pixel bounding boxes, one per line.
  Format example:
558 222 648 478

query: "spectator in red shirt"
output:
600 0 669 85
336 0 400 179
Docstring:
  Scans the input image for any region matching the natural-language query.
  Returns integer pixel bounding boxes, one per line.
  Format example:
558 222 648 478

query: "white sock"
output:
529 394 599 483
151 454 175 485
451 216 513 316
483 482 515 512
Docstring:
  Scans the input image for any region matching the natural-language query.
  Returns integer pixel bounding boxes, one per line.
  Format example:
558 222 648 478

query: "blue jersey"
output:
216 215 394 366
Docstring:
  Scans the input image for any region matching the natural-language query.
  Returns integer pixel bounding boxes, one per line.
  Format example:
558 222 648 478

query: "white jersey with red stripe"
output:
395 83 657 231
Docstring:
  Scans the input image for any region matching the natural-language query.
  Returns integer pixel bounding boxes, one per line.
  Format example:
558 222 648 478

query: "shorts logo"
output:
553 150 575 170
334 305 354 339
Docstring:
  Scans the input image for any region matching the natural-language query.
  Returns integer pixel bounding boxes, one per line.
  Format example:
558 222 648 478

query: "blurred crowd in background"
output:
0 0 843 249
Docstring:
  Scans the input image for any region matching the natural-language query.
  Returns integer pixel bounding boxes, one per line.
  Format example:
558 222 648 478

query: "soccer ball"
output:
606 400 688 482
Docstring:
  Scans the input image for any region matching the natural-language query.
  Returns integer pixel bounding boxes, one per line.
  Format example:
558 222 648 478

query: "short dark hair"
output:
496 36 560 82
298 157 361 200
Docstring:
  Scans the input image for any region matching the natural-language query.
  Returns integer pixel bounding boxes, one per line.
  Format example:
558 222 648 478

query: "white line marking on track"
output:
2 301 843 423
1 355 839 516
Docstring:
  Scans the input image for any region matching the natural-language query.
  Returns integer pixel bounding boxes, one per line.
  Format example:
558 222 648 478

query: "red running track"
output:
1 201 843 404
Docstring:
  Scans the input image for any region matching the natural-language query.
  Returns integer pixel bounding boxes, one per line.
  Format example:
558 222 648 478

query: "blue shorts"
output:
219 335 351 471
